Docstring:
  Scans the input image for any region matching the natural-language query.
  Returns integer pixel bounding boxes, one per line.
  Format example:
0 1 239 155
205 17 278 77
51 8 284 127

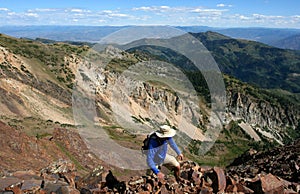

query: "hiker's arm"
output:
168 137 181 155
147 139 160 174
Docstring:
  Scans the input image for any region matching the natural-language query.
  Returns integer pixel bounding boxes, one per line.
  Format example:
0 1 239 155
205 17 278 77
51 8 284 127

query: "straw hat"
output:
155 125 176 138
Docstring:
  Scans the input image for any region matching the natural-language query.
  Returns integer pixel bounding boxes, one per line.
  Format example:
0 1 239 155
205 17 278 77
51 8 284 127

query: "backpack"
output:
141 131 157 155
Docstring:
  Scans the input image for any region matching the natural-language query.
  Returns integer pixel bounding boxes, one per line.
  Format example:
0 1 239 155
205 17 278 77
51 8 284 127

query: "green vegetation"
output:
36 132 52 139
0 116 76 138
96 106 110 122
101 125 143 151
129 46 211 104
192 31 300 93
0 34 89 89
282 123 300 144
102 125 137 141
105 57 139 73
55 141 86 171
224 74 300 107
131 115 144 124
1 116 57 136
185 120 280 167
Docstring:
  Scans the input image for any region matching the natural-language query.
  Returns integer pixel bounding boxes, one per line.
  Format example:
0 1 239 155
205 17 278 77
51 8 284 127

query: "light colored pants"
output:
147 154 180 175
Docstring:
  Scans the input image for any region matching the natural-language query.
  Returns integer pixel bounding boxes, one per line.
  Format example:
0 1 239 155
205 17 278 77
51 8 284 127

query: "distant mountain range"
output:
126 31 300 93
272 33 300 50
1 25 300 50
214 27 300 49
192 31 300 93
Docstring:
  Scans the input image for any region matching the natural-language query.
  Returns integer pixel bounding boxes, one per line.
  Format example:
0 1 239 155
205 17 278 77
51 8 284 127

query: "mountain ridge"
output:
0 33 299 172
273 33 300 50
191 31 300 93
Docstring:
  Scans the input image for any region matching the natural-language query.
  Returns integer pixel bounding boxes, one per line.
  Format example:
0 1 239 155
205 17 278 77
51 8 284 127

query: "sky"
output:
0 0 299 28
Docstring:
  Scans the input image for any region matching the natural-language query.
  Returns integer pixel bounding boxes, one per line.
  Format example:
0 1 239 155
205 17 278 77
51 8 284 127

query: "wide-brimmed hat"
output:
155 125 176 138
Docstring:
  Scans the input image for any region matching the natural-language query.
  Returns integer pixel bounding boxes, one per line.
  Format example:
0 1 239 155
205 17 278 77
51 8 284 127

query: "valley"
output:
0 30 299 193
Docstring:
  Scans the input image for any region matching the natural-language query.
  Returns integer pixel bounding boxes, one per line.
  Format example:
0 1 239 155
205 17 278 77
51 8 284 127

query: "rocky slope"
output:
0 41 73 124
0 34 299 170
0 121 102 173
0 144 299 193
227 139 300 183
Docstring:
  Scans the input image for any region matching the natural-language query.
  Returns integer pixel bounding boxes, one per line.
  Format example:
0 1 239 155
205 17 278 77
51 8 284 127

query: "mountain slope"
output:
273 33 300 50
0 34 86 123
192 31 300 93
227 139 300 182
0 34 299 170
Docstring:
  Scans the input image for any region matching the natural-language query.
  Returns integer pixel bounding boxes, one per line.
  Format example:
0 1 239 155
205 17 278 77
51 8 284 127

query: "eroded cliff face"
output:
0 42 298 144
74 48 210 141
226 88 299 143
75 47 299 144
228 91 298 128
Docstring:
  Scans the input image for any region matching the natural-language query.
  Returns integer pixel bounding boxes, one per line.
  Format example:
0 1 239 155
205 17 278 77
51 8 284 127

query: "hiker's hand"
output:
157 172 165 179
177 154 184 161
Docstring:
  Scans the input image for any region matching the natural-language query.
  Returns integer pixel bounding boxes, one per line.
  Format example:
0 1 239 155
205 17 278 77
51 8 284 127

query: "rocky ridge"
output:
227 139 300 183
0 152 299 194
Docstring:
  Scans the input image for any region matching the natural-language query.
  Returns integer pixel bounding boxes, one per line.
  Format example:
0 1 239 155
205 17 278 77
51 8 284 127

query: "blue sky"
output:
0 0 299 28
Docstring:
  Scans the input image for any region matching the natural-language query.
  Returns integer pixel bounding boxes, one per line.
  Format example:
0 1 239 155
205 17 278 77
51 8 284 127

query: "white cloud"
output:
133 5 186 13
25 13 38 17
0 8 9 11
102 10 113 14
109 13 129 18
160 6 170 9
252 13 285 21
132 5 228 20
132 6 149 11
0 5 298 28
290 15 300 25
217 4 233 8
74 13 84 16
7 12 16 16
98 10 134 19
34 8 58 12
191 8 226 13
71 9 83 13
66 8 91 13
239 15 250 20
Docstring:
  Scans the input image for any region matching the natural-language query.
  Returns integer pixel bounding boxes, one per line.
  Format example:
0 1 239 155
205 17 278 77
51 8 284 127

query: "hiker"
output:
146 125 184 182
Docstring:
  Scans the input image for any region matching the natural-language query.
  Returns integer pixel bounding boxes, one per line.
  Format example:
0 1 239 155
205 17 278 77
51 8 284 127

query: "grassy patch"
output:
184 120 280 167
105 58 138 73
55 141 86 171
102 125 137 141
36 132 52 139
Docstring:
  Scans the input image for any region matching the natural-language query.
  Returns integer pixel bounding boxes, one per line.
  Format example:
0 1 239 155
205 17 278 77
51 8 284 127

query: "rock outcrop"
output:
227 139 300 183
1 159 299 194
227 89 299 131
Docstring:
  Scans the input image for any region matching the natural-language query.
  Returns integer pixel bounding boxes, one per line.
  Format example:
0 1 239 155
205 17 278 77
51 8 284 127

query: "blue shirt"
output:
146 136 181 174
